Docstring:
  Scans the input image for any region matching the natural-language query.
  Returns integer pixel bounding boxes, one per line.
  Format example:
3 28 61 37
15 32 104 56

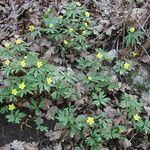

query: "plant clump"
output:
0 1 149 150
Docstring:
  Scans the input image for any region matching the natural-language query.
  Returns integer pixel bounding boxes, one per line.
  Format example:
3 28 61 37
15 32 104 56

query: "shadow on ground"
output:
0 114 55 148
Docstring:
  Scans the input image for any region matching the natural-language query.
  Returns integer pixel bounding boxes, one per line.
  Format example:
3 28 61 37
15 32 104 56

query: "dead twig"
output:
9 0 18 31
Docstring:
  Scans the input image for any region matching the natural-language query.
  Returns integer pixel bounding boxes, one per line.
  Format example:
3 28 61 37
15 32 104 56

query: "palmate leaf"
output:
28 100 45 115
43 16 59 27
143 119 150 134
113 60 128 75
6 110 26 124
30 30 41 39
92 91 111 106
120 94 142 117
125 31 144 47
0 106 9 114
38 100 45 108
29 100 38 109
36 125 48 132
56 107 75 127
77 57 94 68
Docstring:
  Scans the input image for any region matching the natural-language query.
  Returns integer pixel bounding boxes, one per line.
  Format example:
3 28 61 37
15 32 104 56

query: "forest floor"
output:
0 0 150 150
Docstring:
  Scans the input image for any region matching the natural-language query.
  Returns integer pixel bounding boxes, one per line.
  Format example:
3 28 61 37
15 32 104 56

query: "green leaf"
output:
6 110 26 124
92 91 110 106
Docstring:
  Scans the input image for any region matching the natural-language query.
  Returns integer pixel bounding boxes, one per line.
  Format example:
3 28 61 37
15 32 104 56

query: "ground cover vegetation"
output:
0 0 150 150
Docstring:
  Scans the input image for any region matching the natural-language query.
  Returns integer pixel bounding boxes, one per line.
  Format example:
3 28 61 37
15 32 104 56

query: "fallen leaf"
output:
120 138 132 149
24 142 38 150
10 140 25 150
53 143 62 150
104 106 118 118
45 106 58 120
43 47 55 60
45 130 62 141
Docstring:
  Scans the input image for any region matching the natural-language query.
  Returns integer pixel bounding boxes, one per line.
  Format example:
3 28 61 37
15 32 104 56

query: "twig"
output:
20 118 32 131
9 0 18 30
136 17 150 39
125 133 137 150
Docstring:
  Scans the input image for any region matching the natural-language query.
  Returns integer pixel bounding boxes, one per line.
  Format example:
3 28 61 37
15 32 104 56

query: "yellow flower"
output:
88 76 92 81
20 60 26 67
49 23 54 28
47 77 53 85
85 11 90 17
8 104 16 111
64 40 68 45
129 27 135 33
15 39 23 45
19 82 26 90
36 61 43 68
76 2 81 6
131 51 138 57
82 31 86 35
96 52 103 59
5 59 10 65
69 28 74 32
28 25 35 32
47 8 51 12
59 15 63 19
11 88 18 96
119 127 126 133
123 63 130 70
84 22 88 27
86 117 94 125
133 114 141 121
3 41 10 48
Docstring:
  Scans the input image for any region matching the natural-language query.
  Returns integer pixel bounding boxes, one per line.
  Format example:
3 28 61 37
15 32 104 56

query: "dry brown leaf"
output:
104 106 118 118
43 47 55 60
144 106 150 116
1 145 11 150
75 96 88 106
24 143 38 150
54 122 64 131
45 130 62 141
140 55 150 64
53 143 62 150
122 138 132 149
11 141 25 150
45 106 58 120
